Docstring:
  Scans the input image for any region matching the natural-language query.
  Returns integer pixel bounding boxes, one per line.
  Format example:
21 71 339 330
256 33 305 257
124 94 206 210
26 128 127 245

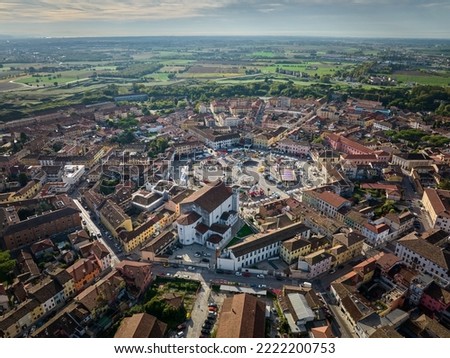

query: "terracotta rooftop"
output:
398 232 450 270
424 188 450 218
317 191 350 209
114 313 167 338
180 180 232 214
230 222 310 258
177 211 201 226
216 293 265 338
282 237 311 252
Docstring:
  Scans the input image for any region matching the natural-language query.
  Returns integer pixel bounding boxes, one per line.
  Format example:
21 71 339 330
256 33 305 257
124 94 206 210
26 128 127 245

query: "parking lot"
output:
168 242 216 268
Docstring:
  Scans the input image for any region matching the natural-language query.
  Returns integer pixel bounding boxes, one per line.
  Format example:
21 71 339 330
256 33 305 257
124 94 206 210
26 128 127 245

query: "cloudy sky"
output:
1 0 449 38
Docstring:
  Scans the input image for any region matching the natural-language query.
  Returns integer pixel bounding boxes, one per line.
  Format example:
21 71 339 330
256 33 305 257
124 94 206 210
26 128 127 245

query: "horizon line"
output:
2 34 450 41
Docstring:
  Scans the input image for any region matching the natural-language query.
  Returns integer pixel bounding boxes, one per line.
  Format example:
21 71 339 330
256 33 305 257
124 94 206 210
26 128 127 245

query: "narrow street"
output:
72 199 120 266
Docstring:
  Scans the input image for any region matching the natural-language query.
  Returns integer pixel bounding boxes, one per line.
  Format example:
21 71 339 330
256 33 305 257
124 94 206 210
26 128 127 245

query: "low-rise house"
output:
30 239 56 259
332 231 365 262
420 281 450 314
115 260 152 296
79 241 112 271
74 271 124 320
405 314 450 338
362 222 390 247
0 299 42 338
26 277 66 314
114 313 167 338
297 250 334 279
66 258 101 292
355 309 408 338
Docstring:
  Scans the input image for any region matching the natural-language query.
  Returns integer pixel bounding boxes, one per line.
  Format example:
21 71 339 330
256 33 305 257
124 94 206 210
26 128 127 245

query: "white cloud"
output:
3 0 446 23
0 0 239 22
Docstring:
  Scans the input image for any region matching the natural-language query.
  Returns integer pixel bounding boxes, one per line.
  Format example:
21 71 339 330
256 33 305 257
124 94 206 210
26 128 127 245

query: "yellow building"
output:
2 180 42 203
280 237 311 265
0 299 42 338
332 232 364 260
120 209 177 252
253 133 269 149
328 244 351 266
99 199 133 238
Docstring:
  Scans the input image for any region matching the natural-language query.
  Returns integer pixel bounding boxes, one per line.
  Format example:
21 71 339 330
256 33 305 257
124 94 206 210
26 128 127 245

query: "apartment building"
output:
395 232 450 283
302 190 351 218
422 188 450 232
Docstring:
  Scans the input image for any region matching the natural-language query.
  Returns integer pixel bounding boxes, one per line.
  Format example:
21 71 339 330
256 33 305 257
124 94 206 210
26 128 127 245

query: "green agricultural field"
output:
159 59 194 65
257 61 344 76
91 65 117 71
145 72 171 82
14 75 79 86
159 65 186 73
391 71 450 86
250 51 277 58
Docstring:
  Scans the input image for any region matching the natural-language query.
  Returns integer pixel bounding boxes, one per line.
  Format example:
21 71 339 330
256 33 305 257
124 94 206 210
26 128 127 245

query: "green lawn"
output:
236 224 254 238
226 237 242 248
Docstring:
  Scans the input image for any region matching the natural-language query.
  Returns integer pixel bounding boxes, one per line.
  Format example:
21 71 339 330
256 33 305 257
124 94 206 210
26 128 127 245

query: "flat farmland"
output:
178 65 243 78
159 65 187 72
0 80 25 91
391 71 450 86
13 69 94 87
259 61 346 76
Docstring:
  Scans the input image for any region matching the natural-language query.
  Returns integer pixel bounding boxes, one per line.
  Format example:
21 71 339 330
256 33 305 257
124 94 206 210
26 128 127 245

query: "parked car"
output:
235 271 242 276
257 274 265 279
257 284 267 289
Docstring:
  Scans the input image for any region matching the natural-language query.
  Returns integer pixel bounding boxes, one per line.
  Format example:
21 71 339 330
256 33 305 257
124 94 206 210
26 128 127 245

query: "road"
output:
151 263 354 337
402 177 432 232
73 199 120 266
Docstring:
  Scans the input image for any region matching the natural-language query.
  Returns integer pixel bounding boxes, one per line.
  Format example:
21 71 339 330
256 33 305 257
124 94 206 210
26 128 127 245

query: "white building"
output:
362 222 390 247
62 165 85 186
217 222 311 271
27 278 66 314
395 232 450 283
177 180 239 248
422 188 450 232
298 250 334 279
277 139 310 156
